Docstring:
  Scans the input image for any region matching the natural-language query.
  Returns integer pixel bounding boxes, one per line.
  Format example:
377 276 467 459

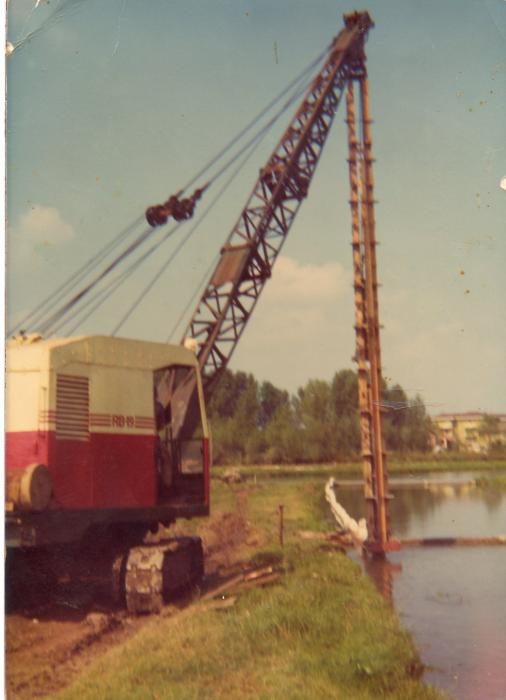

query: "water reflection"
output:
332 480 506 539
362 554 402 604
339 473 506 700
386 547 506 700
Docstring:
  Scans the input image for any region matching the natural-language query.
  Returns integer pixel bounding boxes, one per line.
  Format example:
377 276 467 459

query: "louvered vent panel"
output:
56 374 89 441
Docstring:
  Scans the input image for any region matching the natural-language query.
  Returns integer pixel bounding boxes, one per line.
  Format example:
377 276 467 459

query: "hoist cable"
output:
111 123 271 337
207 73 315 187
181 43 330 193
59 248 161 336
22 51 319 336
110 64 318 337
68 68 316 339
166 252 220 343
37 223 158 336
48 222 183 336
17 42 328 337
166 79 319 343
7 214 145 336
54 266 135 336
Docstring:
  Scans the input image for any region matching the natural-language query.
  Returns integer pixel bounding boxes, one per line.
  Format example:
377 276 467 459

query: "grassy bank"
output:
213 458 506 481
55 478 448 699
55 546 445 700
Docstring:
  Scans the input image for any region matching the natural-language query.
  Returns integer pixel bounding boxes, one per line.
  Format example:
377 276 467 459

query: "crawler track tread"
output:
123 536 203 614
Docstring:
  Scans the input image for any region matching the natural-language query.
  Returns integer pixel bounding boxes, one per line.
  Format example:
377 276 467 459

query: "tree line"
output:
207 368 432 464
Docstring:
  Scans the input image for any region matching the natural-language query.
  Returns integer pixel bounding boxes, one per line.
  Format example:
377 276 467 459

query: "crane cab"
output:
5 335 210 548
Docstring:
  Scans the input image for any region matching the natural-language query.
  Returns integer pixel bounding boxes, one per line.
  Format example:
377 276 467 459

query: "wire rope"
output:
110 68 316 338
37 223 157 336
46 222 182 336
181 43 330 194
208 74 315 187
16 40 329 338
8 214 145 336
63 64 316 338
110 127 270 337
166 252 220 344
166 79 319 343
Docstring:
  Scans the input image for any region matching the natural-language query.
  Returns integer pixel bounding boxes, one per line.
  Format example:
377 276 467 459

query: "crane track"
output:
115 536 204 614
6 536 204 616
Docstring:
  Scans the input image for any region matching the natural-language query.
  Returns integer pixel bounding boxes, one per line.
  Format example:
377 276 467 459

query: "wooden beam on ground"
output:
200 565 278 601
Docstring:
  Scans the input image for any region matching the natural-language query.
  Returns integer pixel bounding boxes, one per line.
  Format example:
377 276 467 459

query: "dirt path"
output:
6 486 259 700
6 604 146 699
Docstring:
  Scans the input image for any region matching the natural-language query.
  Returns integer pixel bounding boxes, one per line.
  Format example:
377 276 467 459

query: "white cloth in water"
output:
324 477 368 548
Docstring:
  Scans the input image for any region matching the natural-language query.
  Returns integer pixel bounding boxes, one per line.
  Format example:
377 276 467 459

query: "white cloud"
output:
382 306 506 414
13 204 75 247
263 256 350 305
232 257 506 412
250 257 352 343
231 256 355 388
7 206 76 301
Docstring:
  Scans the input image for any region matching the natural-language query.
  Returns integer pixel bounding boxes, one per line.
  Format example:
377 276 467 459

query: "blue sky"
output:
6 0 506 413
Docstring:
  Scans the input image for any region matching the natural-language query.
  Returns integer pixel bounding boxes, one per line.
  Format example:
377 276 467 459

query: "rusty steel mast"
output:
345 45 398 555
178 11 396 554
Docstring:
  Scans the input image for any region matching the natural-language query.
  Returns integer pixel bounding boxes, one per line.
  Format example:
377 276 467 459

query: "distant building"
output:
432 412 506 453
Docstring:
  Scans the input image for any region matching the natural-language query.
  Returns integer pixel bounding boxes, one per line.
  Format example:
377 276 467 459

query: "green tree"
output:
207 367 432 463
258 381 290 429
264 402 302 463
479 413 500 436
208 369 254 419
294 379 336 462
330 370 360 457
382 385 431 452
208 370 261 463
331 369 359 416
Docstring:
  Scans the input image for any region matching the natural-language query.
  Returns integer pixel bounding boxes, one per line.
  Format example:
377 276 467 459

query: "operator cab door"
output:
154 365 206 506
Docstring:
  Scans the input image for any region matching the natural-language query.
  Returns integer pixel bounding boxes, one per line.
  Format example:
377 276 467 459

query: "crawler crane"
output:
6 11 395 614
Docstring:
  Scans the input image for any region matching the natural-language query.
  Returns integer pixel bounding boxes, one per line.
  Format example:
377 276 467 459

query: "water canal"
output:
335 471 506 700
